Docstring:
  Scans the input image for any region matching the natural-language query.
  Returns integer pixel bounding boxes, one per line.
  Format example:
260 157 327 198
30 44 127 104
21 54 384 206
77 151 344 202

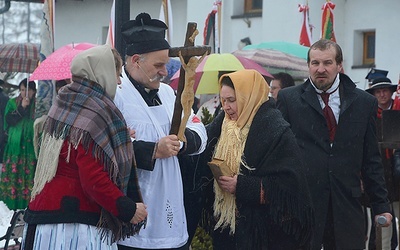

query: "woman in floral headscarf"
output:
204 69 314 249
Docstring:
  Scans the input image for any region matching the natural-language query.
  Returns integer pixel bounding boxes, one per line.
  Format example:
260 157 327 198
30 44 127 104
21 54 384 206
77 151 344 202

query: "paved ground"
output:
0 242 20 250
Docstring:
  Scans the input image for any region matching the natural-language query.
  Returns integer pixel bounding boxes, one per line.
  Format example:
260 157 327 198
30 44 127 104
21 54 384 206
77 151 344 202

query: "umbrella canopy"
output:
0 43 40 73
165 58 181 83
243 41 309 60
170 53 273 95
30 42 97 81
232 49 309 80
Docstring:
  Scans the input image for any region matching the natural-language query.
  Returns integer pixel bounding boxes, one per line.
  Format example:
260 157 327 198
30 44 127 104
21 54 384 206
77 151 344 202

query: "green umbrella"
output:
243 41 309 60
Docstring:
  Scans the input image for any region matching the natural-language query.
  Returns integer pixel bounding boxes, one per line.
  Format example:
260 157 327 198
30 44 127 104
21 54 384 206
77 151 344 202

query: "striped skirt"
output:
21 223 118 250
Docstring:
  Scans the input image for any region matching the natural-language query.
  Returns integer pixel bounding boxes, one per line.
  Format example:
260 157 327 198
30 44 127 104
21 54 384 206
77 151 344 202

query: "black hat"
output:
121 13 170 56
365 68 388 81
366 77 397 94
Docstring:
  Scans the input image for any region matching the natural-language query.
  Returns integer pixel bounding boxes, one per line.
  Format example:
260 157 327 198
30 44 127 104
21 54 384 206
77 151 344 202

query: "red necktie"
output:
320 92 337 142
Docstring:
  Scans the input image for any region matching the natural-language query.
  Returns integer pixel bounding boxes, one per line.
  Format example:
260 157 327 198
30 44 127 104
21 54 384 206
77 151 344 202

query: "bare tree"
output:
0 2 41 44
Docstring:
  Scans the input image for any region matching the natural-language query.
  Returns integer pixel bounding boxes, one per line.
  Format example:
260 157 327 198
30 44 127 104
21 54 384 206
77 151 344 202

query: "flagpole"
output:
35 0 55 119
217 1 221 53
26 74 29 98
159 0 173 44
115 0 130 62
106 0 115 48
162 0 170 42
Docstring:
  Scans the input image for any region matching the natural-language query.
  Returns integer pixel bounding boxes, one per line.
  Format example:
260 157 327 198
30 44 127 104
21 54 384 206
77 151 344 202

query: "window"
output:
363 31 375 65
245 0 262 13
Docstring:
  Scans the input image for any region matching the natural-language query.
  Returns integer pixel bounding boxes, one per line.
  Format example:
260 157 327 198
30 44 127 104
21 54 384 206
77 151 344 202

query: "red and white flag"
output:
299 3 313 47
393 74 400 110
203 1 222 53
106 0 115 47
159 0 173 44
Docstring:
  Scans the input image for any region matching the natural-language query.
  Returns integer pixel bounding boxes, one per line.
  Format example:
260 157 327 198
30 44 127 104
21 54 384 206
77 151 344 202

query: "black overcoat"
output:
277 73 390 249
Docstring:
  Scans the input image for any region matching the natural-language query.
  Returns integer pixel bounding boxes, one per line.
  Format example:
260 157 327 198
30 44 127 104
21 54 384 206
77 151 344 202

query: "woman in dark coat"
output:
203 69 314 249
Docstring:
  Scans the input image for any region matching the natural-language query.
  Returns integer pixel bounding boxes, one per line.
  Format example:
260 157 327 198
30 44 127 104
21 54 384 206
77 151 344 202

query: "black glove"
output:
393 149 400 178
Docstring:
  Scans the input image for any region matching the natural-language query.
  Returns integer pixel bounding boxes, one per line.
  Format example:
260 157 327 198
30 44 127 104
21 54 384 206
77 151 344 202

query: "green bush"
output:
191 226 213 250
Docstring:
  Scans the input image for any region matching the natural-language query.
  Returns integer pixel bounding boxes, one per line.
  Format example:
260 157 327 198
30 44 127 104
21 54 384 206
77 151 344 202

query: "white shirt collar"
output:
310 73 340 94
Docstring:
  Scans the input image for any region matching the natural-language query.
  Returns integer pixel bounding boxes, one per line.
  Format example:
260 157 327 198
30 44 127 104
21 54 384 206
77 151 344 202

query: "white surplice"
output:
115 70 206 249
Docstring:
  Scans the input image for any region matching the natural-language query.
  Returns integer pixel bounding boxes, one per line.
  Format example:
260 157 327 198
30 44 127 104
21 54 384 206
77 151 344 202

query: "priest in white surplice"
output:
115 13 207 250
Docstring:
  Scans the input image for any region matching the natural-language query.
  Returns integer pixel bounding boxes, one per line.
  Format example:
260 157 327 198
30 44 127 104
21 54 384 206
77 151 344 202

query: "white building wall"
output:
342 0 400 89
54 0 189 49
54 0 112 47
54 0 400 88
219 0 400 87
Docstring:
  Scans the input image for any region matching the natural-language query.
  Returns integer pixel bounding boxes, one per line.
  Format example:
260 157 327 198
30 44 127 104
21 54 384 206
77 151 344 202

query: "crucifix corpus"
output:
168 22 211 142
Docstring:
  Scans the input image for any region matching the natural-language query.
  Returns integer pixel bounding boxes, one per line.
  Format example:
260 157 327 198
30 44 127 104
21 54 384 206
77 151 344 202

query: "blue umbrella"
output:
165 58 181 83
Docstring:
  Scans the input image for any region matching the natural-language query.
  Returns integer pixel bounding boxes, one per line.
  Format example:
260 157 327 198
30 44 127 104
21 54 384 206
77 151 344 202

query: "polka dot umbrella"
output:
29 43 97 81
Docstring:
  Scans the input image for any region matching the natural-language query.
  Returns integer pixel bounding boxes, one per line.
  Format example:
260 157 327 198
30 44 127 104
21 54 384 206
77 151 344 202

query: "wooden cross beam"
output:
168 22 211 137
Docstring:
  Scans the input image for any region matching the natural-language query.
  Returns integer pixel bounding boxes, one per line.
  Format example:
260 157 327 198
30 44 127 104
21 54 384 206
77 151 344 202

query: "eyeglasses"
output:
270 86 281 91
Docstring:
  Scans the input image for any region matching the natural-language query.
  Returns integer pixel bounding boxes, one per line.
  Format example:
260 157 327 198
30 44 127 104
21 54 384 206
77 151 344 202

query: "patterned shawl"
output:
32 45 142 242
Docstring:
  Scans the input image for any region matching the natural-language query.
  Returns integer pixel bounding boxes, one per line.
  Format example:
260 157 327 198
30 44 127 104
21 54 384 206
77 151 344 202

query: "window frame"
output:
363 31 375 65
244 0 262 14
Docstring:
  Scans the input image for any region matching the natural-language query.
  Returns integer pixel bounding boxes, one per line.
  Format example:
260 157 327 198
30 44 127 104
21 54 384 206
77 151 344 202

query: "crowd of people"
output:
0 11 398 250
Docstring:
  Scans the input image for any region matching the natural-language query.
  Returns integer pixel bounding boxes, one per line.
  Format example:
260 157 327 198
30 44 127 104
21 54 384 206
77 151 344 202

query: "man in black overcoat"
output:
277 39 392 250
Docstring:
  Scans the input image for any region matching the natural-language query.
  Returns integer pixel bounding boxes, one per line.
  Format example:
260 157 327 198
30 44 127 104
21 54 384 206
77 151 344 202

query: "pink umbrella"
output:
30 43 97 81
170 53 273 95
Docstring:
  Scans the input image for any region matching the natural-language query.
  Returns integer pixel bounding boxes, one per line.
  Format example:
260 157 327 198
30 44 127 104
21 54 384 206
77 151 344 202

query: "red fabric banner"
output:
299 4 312 47
203 1 221 53
393 75 400 110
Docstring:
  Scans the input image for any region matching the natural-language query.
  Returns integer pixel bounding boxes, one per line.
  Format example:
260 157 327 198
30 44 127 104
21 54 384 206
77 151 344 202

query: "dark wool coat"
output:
376 105 400 203
204 99 314 249
277 73 390 249
0 88 9 162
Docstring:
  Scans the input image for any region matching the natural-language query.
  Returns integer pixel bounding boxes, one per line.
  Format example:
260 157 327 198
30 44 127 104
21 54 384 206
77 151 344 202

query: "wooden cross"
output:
168 22 211 140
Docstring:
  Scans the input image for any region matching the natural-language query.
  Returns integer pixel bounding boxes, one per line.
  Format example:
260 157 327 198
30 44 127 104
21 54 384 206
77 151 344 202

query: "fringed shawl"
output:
31 77 142 242
236 100 314 249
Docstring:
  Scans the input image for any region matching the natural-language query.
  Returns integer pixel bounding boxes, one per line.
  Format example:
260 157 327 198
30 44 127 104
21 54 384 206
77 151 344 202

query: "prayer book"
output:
207 158 233 178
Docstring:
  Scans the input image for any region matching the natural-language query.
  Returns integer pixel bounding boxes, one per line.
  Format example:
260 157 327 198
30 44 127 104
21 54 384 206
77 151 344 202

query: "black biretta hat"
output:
366 77 397 94
121 13 170 56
